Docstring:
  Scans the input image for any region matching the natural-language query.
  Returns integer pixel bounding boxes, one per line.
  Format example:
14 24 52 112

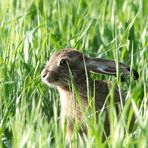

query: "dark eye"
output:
60 59 68 66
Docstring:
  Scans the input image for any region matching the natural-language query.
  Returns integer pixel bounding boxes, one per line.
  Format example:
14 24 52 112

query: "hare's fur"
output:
41 48 138 142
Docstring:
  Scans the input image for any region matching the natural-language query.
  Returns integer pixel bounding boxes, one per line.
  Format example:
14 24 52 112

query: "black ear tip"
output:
133 69 139 80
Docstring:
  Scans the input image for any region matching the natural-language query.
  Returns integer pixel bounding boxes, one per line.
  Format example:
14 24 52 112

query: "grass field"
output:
0 0 148 147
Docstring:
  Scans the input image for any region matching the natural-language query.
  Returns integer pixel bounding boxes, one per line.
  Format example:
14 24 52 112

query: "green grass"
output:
0 0 148 147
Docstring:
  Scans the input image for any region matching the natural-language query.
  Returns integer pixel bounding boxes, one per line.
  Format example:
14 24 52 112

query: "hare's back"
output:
94 80 121 111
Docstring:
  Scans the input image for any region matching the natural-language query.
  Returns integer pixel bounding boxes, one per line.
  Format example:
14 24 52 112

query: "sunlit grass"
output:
0 0 148 147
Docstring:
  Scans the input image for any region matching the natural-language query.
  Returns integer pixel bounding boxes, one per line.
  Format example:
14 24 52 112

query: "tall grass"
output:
0 0 147 147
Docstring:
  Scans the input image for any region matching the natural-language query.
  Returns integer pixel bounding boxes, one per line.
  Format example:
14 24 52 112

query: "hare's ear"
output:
85 58 139 80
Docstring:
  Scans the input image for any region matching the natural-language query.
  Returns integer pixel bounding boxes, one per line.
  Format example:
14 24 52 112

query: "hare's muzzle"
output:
41 69 49 82
42 69 48 78
41 69 48 78
41 69 58 84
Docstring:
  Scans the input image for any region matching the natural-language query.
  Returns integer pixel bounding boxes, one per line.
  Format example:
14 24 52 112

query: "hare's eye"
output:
60 59 68 66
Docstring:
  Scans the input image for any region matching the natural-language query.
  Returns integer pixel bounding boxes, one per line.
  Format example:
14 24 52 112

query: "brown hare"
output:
41 48 139 142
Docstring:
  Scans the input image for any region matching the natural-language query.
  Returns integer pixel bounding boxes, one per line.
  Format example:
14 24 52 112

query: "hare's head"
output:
41 48 87 88
41 48 139 89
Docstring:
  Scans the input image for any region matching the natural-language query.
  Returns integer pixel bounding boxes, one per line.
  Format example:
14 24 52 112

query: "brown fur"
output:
41 48 138 142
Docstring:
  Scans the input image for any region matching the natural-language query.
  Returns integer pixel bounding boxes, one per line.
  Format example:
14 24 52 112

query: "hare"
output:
41 48 139 142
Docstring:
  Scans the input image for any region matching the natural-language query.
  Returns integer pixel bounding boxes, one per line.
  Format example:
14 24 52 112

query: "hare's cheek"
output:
47 72 58 83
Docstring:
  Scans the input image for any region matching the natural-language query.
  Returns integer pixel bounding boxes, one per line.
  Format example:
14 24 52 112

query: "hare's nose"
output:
41 69 49 78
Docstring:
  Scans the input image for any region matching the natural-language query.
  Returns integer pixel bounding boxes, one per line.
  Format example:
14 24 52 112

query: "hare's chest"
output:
60 96 74 118
58 88 74 118
57 87 87 124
